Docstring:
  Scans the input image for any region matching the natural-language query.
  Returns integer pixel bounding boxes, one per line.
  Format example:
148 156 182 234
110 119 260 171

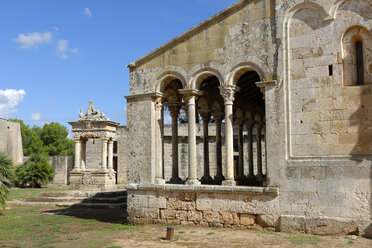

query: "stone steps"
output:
25 196 127 204
13 190 127 209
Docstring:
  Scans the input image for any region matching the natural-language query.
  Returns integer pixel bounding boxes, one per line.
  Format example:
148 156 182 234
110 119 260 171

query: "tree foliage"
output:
15 154 54 188
0 152 14 208
9 119 74 156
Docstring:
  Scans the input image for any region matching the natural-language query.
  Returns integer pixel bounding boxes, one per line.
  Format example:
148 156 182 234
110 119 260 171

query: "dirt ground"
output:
107 224 372 248
1 205 372 248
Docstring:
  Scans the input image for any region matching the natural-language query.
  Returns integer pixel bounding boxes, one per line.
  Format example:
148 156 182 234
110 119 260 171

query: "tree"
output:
8 119 45 156
9 120 73 157
15 154 54 188
40 122 74 156
0 152 14 208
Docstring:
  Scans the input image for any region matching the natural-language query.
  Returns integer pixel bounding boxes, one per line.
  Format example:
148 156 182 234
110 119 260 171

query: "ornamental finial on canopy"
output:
78 100 110 121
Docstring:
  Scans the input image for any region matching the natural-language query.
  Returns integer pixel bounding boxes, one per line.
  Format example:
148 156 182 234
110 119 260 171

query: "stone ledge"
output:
126 183 279 196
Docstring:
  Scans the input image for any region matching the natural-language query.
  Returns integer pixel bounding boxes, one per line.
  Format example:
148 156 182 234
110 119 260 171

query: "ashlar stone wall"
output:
0 118 23 165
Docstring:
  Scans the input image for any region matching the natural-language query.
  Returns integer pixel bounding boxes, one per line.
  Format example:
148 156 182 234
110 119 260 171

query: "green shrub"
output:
0 152 14 208
15 154 54 188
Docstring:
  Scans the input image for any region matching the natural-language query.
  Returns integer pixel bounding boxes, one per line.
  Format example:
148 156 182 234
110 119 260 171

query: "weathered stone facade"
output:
125 0 372 236
0 118 23 165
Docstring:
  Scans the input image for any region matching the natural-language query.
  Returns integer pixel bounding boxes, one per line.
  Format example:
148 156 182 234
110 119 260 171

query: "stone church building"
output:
121 0 372 236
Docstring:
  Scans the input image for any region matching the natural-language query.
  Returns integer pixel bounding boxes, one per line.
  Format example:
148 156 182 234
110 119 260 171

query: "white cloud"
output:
14 31 52 50
82 7 92 18
0 89 26 118
54 39 78 59
31 112 41 121
52 26 59 31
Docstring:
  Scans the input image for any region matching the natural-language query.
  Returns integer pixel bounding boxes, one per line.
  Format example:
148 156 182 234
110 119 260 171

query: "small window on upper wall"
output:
356 40 364 85
342 26 371 86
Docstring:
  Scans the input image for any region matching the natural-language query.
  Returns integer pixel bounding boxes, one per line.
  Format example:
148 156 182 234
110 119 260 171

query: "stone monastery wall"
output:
125 0 372 236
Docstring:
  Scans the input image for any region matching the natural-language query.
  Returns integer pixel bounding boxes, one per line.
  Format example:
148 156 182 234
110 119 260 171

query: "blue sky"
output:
0 0 237 131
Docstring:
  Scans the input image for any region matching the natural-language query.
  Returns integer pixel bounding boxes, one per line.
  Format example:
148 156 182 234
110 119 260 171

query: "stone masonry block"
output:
160 209 176 220
148 197 166 209
168 198 196 210
187 211 203 222
203 210 220 223
240 214 256 226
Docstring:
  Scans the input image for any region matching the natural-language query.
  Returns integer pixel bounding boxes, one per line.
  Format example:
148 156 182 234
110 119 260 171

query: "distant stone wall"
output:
0 118 23 165
48 156 73 185
116 126 127 185
162 123 266 181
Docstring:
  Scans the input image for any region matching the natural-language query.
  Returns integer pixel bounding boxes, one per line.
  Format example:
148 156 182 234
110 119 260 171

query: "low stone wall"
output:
127 184 279 229
48 156 73 186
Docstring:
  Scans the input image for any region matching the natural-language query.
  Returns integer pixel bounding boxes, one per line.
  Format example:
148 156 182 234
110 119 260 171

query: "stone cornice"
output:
126 183 279 196
125 92 163 101
126 0 249 70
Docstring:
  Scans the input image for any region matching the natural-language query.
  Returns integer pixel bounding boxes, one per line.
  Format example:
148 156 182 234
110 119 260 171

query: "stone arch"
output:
329 0 372 20
342 25 372 85
227 62 264 86
153 66 187 92
189 67 224 90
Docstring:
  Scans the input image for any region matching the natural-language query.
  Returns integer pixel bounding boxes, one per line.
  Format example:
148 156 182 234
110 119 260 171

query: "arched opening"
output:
233 71 266 186
342 26 371 86
197 75 225 185
160 79 184 184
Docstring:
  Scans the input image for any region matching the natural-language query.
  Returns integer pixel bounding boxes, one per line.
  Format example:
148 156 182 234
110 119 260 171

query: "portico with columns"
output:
69 101 119 190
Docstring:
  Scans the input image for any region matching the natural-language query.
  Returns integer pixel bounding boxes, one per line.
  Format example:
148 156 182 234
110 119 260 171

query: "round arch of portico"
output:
153 66 187 93
188 67 225 90
227 62 265 86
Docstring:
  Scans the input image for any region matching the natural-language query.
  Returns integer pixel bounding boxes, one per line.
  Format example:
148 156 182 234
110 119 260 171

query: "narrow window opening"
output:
328 65 333 76
356 41 364 85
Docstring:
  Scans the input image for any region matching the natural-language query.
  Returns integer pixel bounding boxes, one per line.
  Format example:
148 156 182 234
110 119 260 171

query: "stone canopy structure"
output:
69 101 119 190
123 0 371 237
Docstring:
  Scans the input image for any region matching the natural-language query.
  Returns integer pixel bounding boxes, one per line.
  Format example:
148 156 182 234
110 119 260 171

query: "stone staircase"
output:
13 190 127 209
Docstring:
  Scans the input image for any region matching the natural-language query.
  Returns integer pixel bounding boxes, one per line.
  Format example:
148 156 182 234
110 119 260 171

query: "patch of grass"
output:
288 234 324 245
7 187 68 201
106 246 122 248
348 239 354 245
68 237 80 241
178 230 186 234
206 232 215 236
79 227 95 232
190 230 196 233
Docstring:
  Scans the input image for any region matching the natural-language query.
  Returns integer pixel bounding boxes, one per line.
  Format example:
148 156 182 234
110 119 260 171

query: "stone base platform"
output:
126 184 372 237
70 170 116 190
126 184 280 229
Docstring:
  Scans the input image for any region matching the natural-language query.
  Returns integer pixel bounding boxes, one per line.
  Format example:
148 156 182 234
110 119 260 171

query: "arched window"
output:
355 40 364 85
342 26 371 86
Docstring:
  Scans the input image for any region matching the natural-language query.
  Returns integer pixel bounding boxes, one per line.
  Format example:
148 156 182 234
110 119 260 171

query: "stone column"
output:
153 95 165 184
236 117 246 185
246 117 256 185
256 120 264 185
213 113 224 184
168 103 182 184
200 111 212 184
219 85 239 186
108 139 114 171
180 89 202 186
73 139 81 171
101 138 108 171
80 140 86 171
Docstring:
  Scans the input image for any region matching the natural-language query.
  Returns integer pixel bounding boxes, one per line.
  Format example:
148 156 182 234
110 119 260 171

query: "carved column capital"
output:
151 93 164 112
179 89 203 105
219 85 240 105
167 103 181 119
